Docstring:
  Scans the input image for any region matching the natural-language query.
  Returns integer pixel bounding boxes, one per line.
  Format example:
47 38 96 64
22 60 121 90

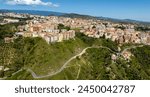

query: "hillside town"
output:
1 0 150 81
1 12 150 45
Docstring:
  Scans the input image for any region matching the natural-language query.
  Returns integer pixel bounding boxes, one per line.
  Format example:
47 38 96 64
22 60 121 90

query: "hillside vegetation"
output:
1 32 150 80
40 45 150 80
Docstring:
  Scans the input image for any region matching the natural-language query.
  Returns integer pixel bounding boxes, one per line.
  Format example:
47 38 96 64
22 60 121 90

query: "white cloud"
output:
6 0 59 7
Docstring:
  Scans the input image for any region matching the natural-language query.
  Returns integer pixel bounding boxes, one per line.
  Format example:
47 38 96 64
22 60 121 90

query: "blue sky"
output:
0 0 150 21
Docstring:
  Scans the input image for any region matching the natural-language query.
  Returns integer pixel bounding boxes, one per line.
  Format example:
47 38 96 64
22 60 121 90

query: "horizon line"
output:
0 8 150 23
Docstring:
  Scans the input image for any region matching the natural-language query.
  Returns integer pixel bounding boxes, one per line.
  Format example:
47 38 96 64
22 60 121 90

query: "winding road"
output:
0 45 144 79
27 46 116 79
120 45 143 56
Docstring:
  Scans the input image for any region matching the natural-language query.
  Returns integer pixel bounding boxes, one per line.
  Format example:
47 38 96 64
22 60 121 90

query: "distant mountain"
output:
122 19 150 25
0 9 65 16
62 13 150 26
1 9 150 25
61 13 96 19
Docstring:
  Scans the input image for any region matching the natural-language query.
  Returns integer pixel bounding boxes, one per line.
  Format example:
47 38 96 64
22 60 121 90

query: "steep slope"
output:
5 34 150 80
42 46 150 80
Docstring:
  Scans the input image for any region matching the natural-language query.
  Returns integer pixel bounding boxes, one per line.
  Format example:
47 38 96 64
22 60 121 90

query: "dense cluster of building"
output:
0 12 41 25
16 16 76 44
81 22 150 45
1 12 150 45
16 15 150 45
0 12 36 18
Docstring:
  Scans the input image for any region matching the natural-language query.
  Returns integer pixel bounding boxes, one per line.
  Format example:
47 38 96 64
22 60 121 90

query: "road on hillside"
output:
120 45 143 56
27 45 144 79
28 46 116 79
0 45 143 79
